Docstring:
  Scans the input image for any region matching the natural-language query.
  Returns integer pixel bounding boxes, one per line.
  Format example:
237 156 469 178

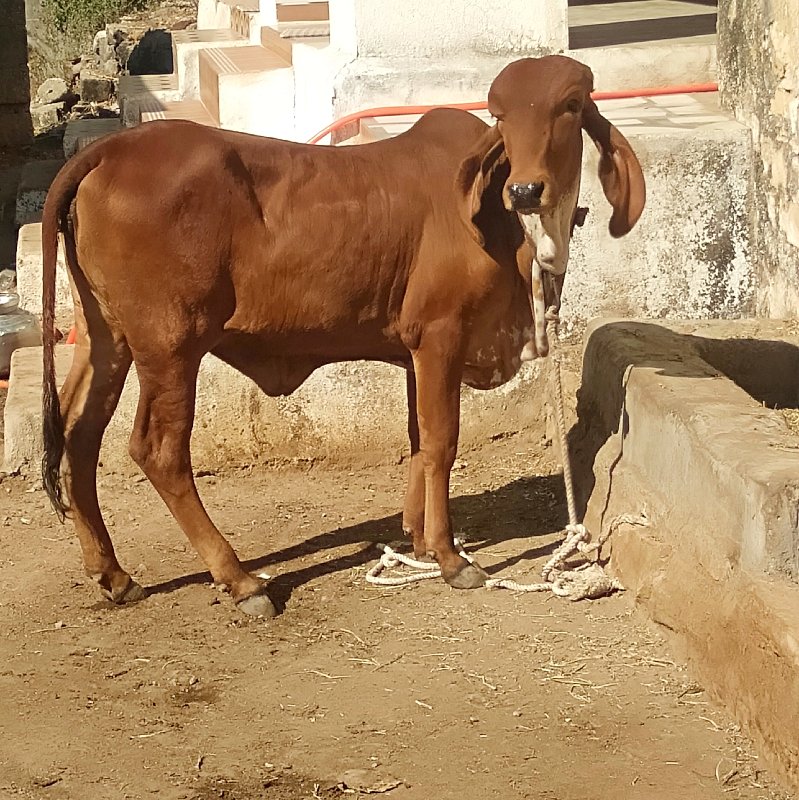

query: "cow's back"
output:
69 114 487 358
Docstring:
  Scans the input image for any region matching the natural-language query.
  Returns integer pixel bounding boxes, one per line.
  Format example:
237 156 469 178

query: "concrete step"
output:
199 44 294 137
139 97 219 127
568 0 716 48
172 28 249 98
118 73 180 126
567 0 717 88
198 0 262 42
278 19 330 38
276 1 328 23
14 159 65 227
15 222 72 335
62 117 121 158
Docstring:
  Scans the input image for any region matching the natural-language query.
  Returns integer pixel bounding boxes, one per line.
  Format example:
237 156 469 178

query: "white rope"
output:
365 278 649 600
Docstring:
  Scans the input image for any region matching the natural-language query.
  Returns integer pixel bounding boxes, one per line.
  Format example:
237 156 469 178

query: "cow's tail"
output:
41 150 101 520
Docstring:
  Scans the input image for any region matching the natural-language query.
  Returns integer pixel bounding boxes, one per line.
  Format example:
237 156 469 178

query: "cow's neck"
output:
518 181 579 360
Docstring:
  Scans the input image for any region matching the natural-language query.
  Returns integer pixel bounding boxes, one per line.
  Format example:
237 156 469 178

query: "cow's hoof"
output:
444 562 487 590
236 590 277 619
117 579 148 603
102 577 148 605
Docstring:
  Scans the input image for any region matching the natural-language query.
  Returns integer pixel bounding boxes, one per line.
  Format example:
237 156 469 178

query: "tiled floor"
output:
356 91 734 143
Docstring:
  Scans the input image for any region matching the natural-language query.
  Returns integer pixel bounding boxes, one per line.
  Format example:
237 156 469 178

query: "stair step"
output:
118 73 181 126
139 97 219 127
569 0 716 48
276 1 329 22
172 27 248 97
198 45 294 137
278 20 330 38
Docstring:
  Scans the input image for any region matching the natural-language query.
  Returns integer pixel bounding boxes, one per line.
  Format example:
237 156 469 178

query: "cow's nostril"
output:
508 182 544 210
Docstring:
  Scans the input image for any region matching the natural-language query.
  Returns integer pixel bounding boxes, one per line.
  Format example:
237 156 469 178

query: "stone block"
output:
79 71 116 103
0 105 33 148
36 77 68 104
15 222 73 334
30 101 63 131
62 117 121 158
14 159 65 227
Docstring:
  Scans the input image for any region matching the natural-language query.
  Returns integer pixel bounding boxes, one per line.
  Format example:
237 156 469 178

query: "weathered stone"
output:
127 29 174 75
92 29 115 63
575 318 799 793
62 117 121 158
718 0 799 316
30 101 63 130
115 40 134 69
36 77 67 104
100 58 121 77
14 159 65 227
79 71 115 103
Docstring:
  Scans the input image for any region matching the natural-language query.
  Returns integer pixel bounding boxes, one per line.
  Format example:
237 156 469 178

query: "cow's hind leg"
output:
128 357 275 618
402 369 428 559
60 318 143 602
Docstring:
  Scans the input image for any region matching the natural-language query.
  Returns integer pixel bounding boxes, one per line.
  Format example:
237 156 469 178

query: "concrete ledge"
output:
572 318 799 792
63 118 121 158
3 345 548 477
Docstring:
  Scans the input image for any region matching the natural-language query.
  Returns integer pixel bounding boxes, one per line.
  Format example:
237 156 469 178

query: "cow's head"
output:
459 54 645 264
458 54 645 356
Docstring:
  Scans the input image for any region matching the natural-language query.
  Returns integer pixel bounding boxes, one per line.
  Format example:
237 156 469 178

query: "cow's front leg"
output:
411 327 487 589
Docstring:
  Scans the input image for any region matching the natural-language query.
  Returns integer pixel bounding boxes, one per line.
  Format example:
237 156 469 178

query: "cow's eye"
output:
566 99 582 114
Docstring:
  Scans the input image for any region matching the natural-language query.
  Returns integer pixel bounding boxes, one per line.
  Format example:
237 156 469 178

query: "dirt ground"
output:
0 403 794 800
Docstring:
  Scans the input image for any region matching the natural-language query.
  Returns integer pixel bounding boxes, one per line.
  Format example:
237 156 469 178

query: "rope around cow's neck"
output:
365 291 648 600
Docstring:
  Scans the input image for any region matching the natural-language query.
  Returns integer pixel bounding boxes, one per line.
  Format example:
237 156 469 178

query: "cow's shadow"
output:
145 473 568 612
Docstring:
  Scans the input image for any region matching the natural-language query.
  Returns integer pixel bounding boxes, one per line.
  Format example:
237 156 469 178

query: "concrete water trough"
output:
573 318 799 790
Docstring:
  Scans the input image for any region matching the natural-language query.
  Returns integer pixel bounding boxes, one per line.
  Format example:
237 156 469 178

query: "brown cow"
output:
41 55 645 617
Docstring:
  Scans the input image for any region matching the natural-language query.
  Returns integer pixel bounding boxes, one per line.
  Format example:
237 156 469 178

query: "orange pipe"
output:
306 82 719 144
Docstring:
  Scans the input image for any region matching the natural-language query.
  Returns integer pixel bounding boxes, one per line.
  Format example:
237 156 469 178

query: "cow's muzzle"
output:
508 182 545 214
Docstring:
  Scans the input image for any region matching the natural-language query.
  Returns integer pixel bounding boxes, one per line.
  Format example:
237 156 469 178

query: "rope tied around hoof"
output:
365 286 649 600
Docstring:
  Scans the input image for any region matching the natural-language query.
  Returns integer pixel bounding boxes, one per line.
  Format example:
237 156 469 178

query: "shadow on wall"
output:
568 320 799 519
127 29 173 75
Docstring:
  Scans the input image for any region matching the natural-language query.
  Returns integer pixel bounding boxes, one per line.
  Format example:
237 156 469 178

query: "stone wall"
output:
717 0 799 316
0 0 33 147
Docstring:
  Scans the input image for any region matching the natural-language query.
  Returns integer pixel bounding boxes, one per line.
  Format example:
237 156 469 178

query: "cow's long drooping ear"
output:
456 124 508 247
582 99 646 238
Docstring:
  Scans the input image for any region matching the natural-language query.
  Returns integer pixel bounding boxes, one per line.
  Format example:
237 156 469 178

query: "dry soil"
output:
0 411 794 800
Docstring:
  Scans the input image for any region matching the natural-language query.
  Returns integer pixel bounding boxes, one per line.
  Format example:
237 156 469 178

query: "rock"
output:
36 78 68 105
79 71 115 103
92 29 114 63
115 40 134 70
127 29 173 75
100 58 120 77
30 102 63 130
